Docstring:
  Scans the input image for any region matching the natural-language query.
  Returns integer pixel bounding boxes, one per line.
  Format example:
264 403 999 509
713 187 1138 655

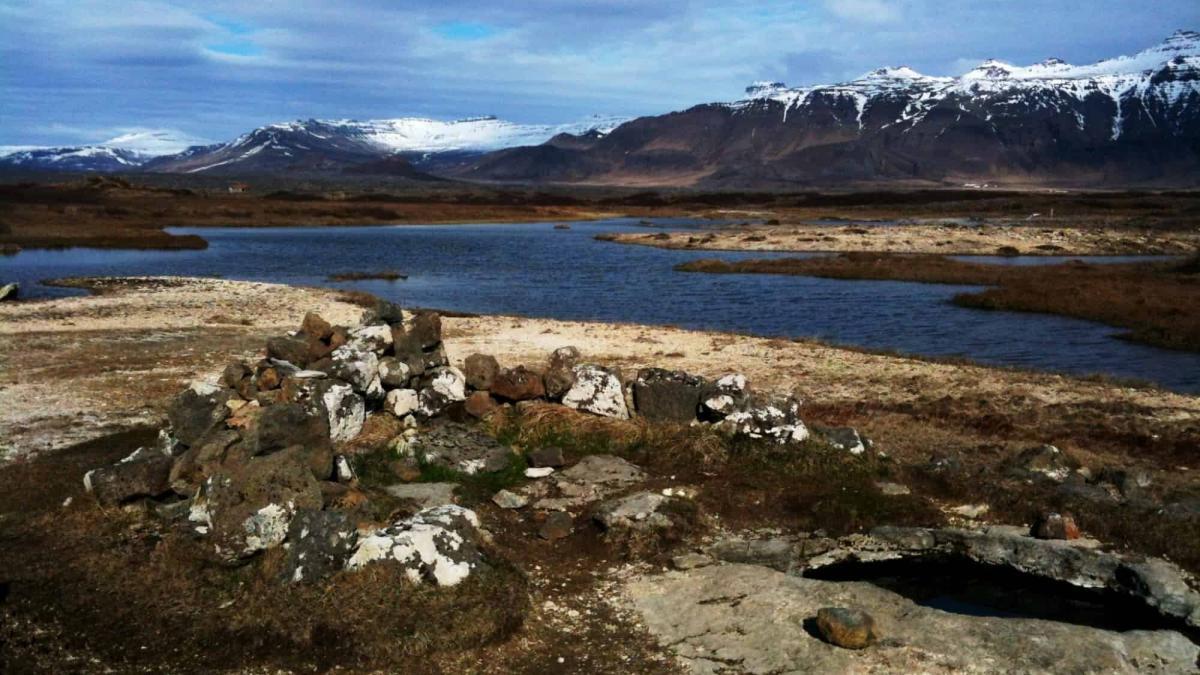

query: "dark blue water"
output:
3 218 1198 393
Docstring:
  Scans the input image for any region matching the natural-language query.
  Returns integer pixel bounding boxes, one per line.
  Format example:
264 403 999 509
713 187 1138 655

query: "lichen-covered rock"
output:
720 399 809 444
347 323 393 355
699 373 749 420
542 366 576 400
490 366 546 402
377 357 412 388
549 346 581 371
327 345 379 393
562 365 628 418
193 447 323 562
416 367 467 417
530 455 646 511
1009 444 1082 483
306 380 365 444
463 353 500 391
84 446 173 505
345 505 483 586
167 382 238 447
385 388 420 418
408 422 512 474
633 368 706 423
281 509 357 584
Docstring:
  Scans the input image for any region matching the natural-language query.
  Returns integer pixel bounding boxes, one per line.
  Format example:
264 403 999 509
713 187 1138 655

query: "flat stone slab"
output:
623 564 1199 674
383 482 458 510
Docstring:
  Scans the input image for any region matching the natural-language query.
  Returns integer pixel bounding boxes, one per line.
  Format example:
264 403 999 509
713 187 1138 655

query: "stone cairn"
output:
84 299 841 586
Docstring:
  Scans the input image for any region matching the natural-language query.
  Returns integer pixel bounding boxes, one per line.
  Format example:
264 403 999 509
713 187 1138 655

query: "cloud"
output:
1 0 1197 147
824 0 902 24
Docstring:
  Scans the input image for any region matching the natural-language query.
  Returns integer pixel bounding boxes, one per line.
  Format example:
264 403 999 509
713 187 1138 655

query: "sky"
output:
1 0 1197 150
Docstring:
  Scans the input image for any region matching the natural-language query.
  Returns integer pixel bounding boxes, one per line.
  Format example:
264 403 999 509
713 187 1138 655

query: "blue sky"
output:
1 1 1196 149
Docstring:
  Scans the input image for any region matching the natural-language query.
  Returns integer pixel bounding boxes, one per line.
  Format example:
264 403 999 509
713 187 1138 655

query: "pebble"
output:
525 467 555 478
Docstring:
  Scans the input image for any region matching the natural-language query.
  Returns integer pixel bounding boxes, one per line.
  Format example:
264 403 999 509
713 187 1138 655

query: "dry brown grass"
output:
678 252 1200 351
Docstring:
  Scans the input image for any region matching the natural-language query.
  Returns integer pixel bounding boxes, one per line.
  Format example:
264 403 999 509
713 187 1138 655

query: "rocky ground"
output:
1 277 1198 673
601 219 1200 256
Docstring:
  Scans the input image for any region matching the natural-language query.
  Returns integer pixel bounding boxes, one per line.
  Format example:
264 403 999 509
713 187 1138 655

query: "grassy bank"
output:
677 253 1200 351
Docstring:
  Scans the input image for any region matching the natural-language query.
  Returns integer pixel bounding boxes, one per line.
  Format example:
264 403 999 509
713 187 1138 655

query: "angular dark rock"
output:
281 509 356 584
632 368 705 422
463 353 500 391
266 335 310 368
490 366 546 402
167 383 237 447
527 446 565 468
85 447 173 505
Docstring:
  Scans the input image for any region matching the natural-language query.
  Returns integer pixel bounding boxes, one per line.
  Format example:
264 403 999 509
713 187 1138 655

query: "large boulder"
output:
562 365 629 418
490 366 546 402
84 446 173 505
633 368 706 423
167 382 238 447
463 353 500 391
192 447 323 562
345 505 484 586
281 509 357 584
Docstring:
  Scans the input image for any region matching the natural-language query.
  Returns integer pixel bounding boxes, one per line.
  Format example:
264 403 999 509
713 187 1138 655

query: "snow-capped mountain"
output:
0 129 211 173
1 116 625 176
465 30 1200 186
142 115 627 175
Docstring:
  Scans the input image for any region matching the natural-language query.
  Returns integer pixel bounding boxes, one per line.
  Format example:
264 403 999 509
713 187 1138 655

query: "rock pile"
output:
82 300 845 587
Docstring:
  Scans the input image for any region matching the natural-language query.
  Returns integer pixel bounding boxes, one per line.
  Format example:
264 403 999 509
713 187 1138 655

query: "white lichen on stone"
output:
345 505 481 586
241 501 295 556
322 382 365 443
563 365 629 418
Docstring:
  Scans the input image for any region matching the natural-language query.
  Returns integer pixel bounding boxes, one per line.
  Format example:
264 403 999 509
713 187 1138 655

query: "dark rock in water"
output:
85 447 173 505
300 312 333 341
539 511 574 540
194 447 324 562
463 353 500 391
491 366 546 402
527 446 564 468
252 403 329 456
167 383 237 447
0 282 18 302
814 607 877 649
266 335 310 368
633 368 705 422
1032 511 1081 540
281 509 356 584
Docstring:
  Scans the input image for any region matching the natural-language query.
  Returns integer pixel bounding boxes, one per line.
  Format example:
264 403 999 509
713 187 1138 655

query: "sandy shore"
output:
603 220 1200 256
2 277 1196 475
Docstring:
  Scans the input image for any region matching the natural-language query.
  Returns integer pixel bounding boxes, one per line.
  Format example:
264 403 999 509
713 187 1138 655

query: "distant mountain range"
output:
3 31 1198 187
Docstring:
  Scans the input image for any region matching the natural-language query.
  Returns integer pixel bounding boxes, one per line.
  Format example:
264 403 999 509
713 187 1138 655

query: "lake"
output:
3 218 1198 393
